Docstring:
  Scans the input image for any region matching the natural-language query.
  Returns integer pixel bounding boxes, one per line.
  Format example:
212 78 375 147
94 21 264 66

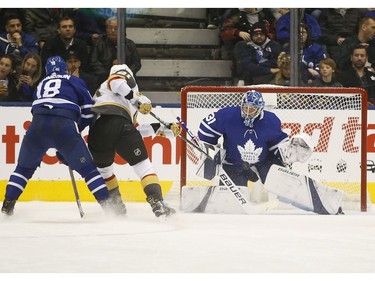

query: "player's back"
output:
30 73 94 131
32 73 93 120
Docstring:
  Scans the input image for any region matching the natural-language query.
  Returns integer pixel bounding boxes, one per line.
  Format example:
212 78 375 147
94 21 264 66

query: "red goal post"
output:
180 86 368 212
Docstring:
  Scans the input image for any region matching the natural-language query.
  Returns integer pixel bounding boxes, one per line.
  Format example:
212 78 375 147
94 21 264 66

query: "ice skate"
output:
108 188 127 215
336 207 344 215
1 197 16 216
99 197 125 216
146 196 176 217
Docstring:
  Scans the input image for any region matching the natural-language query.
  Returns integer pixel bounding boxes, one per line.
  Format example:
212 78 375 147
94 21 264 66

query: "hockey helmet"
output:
45 56 67 75
241 90 265 127
109 64 133 76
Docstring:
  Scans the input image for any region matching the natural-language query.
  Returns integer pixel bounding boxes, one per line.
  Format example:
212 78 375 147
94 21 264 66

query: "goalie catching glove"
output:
156 123 182 138
278 133 313 164
130 92 152 114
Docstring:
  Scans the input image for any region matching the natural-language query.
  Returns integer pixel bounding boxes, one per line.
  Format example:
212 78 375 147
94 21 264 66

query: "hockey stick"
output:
176 116 200 146
178 117 278 214
68 167 85 218
149 111 212 159
217 168 278 214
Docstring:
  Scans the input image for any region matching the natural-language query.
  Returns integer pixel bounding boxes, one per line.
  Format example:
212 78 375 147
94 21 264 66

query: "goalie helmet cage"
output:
180 86 368 212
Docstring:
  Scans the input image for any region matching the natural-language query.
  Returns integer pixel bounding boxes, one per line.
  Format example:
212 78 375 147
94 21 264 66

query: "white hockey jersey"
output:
91 64 139 122
91 64 163 138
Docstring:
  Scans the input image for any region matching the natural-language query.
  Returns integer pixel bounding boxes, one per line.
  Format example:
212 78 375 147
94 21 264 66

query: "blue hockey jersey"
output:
32 73 94 131
198 106 289 167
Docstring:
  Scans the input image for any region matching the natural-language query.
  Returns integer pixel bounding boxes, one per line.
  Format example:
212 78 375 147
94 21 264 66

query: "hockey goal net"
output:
180 86 369 212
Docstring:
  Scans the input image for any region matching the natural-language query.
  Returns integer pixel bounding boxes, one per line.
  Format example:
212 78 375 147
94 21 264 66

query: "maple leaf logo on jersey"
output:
237 140 263 164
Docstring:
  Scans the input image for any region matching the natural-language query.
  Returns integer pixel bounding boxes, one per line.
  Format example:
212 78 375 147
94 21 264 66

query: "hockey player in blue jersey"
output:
198 90 289 185
196 90 344 215
1 56 120 216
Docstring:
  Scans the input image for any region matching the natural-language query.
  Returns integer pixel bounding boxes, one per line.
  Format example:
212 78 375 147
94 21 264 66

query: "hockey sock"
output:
84 169 109 201
5 165 35 200
104 174 119 191
143 179 163 201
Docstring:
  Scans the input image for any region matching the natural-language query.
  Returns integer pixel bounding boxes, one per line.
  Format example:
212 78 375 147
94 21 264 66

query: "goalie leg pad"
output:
181 185 251 214
264 165 344 215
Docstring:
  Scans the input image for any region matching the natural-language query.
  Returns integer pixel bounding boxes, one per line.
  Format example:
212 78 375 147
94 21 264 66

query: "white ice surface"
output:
1 201 375 276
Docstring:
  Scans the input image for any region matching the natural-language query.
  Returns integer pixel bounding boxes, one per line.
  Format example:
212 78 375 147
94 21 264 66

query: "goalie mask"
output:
45 56 67 75
241 90 265 127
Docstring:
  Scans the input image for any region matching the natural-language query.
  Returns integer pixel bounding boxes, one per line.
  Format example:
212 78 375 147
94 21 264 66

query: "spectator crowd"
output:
0 8 140 102
0 8 374 105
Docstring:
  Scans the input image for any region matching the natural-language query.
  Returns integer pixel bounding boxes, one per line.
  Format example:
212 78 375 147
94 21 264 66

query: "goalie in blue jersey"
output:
196 90 344 215
1 56 120 216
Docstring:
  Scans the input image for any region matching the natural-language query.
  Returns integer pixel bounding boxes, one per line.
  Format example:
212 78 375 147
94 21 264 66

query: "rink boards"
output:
0 106 374 202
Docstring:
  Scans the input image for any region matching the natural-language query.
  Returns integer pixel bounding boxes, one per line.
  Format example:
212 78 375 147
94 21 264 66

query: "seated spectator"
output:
298 23 327 85
334 16 375 73
0 54 18 102
65 53 97 96
24 8 72 49
15 52 42 102
73 8 107 47
276 8 322 46
234 21 282 86
0 9 25 33
41 15 89 73
319 8 364 58
337 44 375 106
269 51 291 86
89 17 141 86
0 13 39 67
219 8 276 59
310 58 343 87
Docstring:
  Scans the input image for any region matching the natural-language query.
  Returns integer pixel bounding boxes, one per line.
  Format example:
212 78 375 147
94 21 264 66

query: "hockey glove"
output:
279 133 313 164
56 151 68 166
131 92 152 114
169 123 182 137
155 123 182 138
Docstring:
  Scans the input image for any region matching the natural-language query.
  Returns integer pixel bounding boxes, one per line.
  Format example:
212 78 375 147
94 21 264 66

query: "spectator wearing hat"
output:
65 53 97 96
234 21 283 86
41 15 89 73
219 8 276 60
269 51 291 86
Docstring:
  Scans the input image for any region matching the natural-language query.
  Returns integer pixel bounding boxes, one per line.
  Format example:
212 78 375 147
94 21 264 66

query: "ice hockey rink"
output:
1 201 375 276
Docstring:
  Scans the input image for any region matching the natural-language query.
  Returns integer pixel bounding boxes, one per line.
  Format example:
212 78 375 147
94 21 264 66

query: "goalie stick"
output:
149 111 212 159
178 116 278 214
68 167 85 218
